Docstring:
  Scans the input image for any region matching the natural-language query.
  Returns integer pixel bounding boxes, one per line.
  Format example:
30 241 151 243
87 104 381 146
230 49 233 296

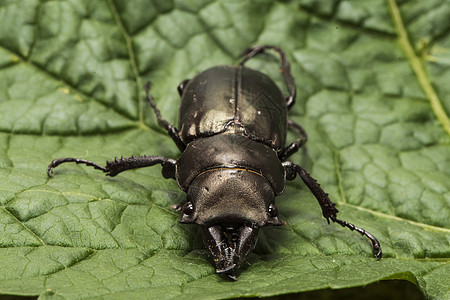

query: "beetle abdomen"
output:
178 66 287 150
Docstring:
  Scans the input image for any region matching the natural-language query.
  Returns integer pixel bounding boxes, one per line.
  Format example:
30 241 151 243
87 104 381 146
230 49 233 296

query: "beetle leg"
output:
279 120 308 160
47 155 177 179
283 161 338 221
46 158 107 175
330 215 382 260
240 45 296 109
145 82 186 152
282 161 382 259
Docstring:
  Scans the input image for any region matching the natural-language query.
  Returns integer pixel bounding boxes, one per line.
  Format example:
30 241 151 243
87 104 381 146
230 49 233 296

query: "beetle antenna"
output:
144 82 186 151
239 45 296 108
145 82 171 130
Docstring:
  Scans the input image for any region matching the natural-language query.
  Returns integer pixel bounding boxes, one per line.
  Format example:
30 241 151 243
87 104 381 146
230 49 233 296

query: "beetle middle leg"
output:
144 82 186 151
279 120 308 160
282 161 382 260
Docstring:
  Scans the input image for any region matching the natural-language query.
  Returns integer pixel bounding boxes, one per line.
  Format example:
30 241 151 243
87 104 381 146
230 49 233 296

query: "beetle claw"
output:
374 246 383 260
215 263 237 274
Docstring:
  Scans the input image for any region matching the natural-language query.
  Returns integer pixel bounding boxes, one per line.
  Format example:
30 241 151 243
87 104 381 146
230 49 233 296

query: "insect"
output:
47 45 382 280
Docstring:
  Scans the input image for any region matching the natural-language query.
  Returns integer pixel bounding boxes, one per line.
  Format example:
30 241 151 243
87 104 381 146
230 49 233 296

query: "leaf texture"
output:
0 0 449 299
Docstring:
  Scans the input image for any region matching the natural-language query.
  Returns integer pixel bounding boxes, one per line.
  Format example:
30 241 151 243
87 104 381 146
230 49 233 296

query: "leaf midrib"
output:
388 0 450 136
107 0 144 124
340 202 450 233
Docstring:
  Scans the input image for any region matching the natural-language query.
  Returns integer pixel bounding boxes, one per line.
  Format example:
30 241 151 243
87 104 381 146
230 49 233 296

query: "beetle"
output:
47 45 382 280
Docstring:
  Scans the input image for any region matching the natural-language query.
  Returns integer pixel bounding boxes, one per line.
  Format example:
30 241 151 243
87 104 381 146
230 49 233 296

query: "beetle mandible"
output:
47 45 382 280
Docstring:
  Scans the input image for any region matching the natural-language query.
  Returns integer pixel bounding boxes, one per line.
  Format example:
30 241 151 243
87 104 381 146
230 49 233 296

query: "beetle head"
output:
180 168 282 279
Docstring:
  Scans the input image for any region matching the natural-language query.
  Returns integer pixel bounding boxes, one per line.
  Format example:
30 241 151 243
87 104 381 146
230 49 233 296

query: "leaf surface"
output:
0 0 449 299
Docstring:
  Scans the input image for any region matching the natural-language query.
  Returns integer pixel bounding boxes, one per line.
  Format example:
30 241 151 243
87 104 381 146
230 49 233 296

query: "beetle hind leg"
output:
145 82 186 151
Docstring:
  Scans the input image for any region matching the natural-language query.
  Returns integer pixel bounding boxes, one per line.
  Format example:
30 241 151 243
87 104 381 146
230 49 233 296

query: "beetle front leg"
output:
282 161 382 260
47 155 177 179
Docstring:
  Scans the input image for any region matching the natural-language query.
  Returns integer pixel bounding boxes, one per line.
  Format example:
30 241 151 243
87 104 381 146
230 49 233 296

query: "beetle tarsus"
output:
47 158 107 177
330 215 383 260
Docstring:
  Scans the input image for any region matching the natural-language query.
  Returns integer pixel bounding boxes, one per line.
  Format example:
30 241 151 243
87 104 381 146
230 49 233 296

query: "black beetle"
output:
47 45 382 280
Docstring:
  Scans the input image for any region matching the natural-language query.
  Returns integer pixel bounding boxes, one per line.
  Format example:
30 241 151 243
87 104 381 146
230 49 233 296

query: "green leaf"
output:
0 0 449 299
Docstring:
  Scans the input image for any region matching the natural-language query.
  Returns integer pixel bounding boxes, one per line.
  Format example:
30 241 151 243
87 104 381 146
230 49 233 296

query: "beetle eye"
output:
268 204 278 217
183 202 194 215
177 79 190 96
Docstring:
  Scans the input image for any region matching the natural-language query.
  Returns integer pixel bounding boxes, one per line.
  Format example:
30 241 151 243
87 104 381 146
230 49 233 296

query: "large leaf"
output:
0 0 449 299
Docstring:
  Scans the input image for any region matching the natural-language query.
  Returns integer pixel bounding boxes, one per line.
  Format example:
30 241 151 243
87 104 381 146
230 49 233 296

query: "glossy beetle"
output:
47 45 382 280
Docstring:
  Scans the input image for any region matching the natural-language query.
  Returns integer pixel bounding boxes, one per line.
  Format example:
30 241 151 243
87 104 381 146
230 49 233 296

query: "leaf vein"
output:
0 206 47 246
388 0 450 135
107 0 144 125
